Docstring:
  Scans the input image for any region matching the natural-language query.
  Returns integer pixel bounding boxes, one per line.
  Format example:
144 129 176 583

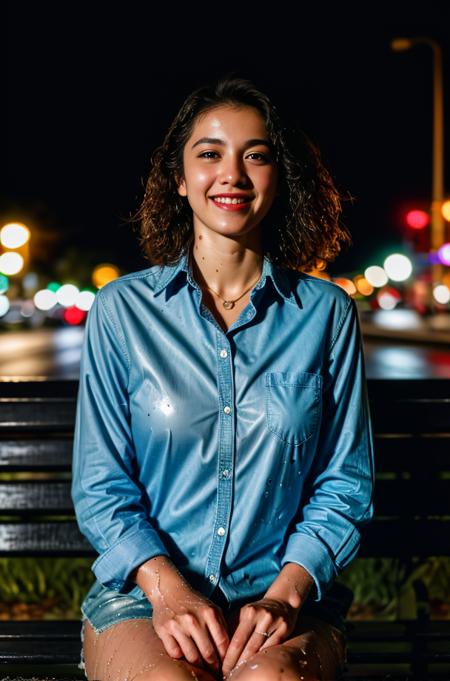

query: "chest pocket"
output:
265 371 322 446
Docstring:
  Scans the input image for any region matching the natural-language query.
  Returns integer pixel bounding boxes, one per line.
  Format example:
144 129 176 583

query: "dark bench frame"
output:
1 378 450 680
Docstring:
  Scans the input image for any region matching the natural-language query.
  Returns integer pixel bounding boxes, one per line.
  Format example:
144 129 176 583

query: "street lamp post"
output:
391 37 445 292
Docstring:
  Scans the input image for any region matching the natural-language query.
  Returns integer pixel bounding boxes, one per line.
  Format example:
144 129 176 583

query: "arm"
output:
71 288 170 592
280 295 375 602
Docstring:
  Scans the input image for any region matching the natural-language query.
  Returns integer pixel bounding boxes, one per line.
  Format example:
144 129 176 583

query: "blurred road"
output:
1 320 450 380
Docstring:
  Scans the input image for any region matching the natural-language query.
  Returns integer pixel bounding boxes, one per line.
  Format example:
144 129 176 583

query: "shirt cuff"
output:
281 533 336 602
92 525 170 592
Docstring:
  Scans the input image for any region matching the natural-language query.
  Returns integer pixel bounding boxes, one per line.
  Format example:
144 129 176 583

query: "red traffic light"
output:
405 210 429 230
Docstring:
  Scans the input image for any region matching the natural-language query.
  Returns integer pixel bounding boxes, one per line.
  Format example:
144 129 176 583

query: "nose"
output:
218 155 247 186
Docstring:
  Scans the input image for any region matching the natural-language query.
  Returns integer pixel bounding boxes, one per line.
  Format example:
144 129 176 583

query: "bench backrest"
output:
1 378 450 558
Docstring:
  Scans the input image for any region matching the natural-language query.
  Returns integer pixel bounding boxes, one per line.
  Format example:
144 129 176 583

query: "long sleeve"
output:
71 288 169 592
280 296 375 602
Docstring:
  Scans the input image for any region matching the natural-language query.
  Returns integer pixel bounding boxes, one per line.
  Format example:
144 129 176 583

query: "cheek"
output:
258 171 278 203
185 167 213 191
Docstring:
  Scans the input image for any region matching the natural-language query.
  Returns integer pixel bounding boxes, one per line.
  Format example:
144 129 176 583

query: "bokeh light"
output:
405 210 429 230
0 222 30 248
364 266 388 288
442 200 450 221
92 264 120 288
437 243 450 266
21 300 35 318
384 254 413 282
0 295 11 318
377 287 402 310
47 281 61 293
0 252 24 275
34 289 58 311
75 290 96 311
433 285 450 305
64 306 87 325
354 276 374 296
0 274 9 294
56 284 79 307
332 278 357 295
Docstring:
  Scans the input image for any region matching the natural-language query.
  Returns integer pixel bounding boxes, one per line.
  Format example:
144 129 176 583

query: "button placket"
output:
204 331 235 592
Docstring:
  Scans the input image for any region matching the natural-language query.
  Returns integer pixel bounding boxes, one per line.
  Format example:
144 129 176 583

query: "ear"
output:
177 176 187 197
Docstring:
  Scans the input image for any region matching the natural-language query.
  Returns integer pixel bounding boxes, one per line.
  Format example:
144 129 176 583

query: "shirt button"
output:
217 527 225 537
222 469 230 478
209 574 216 583
219 349 228 358
223 406 231 414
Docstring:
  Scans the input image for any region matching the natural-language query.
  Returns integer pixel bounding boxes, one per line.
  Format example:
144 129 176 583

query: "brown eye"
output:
199 151 219 159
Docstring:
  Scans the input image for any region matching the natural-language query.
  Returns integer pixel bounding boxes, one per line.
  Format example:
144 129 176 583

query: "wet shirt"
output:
71 250 375 605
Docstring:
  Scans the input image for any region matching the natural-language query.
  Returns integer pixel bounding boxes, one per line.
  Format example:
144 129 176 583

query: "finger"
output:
204 608 230 661
221 619 254 675
234 629 274 668
159 631 184 659
187 620 221 670
172 629 203 667
259 621 288 650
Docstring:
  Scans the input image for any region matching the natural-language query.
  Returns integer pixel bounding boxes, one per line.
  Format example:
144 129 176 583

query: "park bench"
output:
0 377 450 680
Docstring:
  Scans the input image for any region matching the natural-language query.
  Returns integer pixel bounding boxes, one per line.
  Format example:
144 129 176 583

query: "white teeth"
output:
214 197 247 204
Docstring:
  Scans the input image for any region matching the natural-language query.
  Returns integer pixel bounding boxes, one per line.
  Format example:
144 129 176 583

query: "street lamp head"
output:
390 38 414 52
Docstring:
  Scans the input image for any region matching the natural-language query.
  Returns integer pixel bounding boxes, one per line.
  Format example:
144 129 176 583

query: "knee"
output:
227 646 302 681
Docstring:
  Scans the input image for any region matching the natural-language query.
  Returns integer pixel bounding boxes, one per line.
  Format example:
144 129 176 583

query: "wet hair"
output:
135 76 352 272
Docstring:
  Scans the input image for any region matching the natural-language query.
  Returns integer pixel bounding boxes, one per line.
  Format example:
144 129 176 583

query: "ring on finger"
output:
255 630 271 638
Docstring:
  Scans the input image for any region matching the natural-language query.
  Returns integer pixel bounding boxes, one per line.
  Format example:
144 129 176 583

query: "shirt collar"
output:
153 249 299 307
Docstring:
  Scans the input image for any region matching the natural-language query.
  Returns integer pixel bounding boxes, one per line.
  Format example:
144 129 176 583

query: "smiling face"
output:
177 105 278 243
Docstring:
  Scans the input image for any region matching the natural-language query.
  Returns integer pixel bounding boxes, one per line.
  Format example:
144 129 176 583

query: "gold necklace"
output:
203 270 262 309
190 253 263 309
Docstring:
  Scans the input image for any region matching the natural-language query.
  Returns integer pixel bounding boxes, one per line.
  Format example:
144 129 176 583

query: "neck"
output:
189 231 264 299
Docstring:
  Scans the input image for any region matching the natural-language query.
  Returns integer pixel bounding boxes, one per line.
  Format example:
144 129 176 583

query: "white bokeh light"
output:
34 289 58 311
0 223 30 249
0 295 10 317
377 290 400 310
56 284 79 307
75 290 96 311
0 252 24 275
433 285 450 304
383 254 413 282
364 266 388 287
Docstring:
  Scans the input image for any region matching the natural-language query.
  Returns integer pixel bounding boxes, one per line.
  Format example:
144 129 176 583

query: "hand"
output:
151 582 230 673
221 597 299 677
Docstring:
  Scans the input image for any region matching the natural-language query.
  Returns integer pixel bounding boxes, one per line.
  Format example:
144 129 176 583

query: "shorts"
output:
80 578 352 636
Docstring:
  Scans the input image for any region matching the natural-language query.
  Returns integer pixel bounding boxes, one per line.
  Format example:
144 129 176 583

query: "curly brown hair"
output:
135 77 352 272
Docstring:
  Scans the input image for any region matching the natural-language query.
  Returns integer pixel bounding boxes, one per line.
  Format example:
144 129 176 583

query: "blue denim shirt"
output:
71 250 375 606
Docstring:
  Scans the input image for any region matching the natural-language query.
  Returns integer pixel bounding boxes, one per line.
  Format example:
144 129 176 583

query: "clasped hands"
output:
151 585 300 678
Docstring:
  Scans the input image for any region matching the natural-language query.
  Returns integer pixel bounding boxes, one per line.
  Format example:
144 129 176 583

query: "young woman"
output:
72 77 375 681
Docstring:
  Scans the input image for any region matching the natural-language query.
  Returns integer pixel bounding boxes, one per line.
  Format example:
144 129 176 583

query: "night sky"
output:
5 2 450 279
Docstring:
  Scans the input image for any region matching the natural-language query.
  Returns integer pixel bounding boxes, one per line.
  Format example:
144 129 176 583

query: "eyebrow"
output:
191 137 272 150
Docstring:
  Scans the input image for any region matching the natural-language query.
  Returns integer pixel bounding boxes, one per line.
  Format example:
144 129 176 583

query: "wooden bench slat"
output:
0 522 94 555
0 620 82 638
0 637 81 663
0 399 76 431
0 481 74 513
0 439 73 470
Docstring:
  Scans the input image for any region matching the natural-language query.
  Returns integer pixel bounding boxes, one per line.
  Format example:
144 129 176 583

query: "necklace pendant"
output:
223 300 234 310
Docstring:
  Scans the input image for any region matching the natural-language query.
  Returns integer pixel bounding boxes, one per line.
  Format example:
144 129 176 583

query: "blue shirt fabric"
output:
71 249 375 607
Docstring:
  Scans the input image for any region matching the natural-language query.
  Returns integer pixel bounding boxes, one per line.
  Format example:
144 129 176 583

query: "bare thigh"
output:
224 614 346 681
82 618 217 681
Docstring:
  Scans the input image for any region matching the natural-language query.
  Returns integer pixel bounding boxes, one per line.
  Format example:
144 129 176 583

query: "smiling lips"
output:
210 193 253 212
